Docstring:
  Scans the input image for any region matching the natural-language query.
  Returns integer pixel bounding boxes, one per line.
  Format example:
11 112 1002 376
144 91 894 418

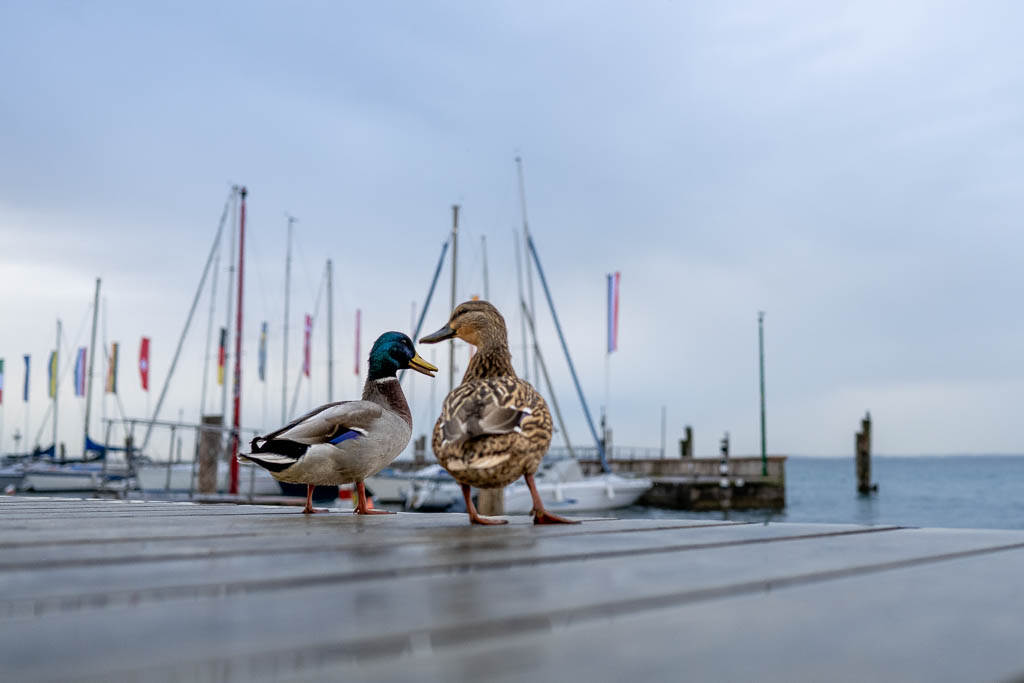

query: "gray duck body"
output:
240 377 412 486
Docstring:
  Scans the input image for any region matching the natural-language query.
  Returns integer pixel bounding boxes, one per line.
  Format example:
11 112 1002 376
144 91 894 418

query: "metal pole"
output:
515 157 534 383
526 235 608 472
409 301 416 406
401 240 449 385
199 192 230 418
221 187 239 434
141 193 231 451
283 215 295 422
229 187 247 494
449 205 459 393
513 231 529 377
52 319 60 460
759 310 767 476
100 418 112 490
83 278 101 454
326 259 334 402
481 235 490 300
660 405 666 459
165 424 175 491
189 425 200 499
520 301 575 458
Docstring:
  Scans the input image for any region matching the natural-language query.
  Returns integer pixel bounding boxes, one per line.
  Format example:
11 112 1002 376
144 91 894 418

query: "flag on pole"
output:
258 321 268 382
217 327 227 386
354 309 361 376
607 271 620 353
106 343 119 393
23 355 29 402
73 347 87 397
302 315 312 378
48 350 58 398
0 358 4 404
139 337 150 391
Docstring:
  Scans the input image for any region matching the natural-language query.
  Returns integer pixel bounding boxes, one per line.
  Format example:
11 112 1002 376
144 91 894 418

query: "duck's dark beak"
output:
408 353 438 377
419 325 456 344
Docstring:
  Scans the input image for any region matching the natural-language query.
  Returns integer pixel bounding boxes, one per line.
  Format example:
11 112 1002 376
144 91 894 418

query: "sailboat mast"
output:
52 319 61 460
515 156 536 384
449 204 459 393
282 215 295 422
83 278 101 454
221 187 238 429
199 192 231 419
229 187 247 494
199 219 222 418
513 230 528 376
481 235 490 300
326 258 334 402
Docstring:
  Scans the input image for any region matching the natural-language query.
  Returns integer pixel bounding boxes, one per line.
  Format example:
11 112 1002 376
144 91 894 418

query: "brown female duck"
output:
420 300 576 525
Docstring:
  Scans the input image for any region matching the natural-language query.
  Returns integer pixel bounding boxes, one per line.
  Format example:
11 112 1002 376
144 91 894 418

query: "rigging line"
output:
288 264 327 417
31 300 86 446
292 231 319 304
244 213 276 325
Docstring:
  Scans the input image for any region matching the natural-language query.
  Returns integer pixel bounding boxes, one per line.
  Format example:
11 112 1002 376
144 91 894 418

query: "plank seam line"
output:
79 539 1024 681
0 520 748 551
0 524 887 573
0 527 904 618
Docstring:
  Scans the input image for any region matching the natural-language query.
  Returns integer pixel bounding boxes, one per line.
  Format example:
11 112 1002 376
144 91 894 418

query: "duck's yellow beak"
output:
419 324 456 344
408 353 438 377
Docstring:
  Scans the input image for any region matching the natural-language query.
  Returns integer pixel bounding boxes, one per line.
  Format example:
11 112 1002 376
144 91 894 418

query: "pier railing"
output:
548 446 665 460
97 417 266 500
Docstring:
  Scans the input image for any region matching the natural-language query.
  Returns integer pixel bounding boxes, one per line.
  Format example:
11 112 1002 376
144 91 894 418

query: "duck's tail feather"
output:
238 437 308 473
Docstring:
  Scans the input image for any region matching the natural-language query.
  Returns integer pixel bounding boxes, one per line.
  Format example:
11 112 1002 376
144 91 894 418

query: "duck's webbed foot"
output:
531 509 578 525
354 481 396 515
462 484 508 525
302 484 329 514
525 473 580 525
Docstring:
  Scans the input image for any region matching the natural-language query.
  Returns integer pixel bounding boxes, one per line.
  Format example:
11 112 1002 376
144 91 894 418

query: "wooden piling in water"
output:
856 412 876 494
680 425 693 458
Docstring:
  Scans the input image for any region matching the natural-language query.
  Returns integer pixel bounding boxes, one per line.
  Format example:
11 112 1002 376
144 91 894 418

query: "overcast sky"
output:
2 1 1023 457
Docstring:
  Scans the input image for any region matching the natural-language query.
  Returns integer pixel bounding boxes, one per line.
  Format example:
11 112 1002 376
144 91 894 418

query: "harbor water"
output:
617 455 1024 531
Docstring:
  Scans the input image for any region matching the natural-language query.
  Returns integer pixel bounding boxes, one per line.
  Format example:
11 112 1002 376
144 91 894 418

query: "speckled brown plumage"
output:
427 301 553 489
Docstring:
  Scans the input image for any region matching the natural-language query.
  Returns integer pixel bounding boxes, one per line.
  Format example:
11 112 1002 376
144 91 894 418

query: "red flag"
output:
139 337 150 391
302 314 312 378
354 309 361 376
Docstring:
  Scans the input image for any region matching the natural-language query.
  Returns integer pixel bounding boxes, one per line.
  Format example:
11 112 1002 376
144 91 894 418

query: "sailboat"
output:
18 279 133 492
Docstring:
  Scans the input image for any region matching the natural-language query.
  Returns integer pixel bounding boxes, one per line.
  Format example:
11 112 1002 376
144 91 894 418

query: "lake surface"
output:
617 455 1024 530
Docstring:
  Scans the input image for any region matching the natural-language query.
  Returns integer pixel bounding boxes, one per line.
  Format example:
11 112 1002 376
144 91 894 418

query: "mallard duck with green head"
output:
239 331 437 514
420 300 577 525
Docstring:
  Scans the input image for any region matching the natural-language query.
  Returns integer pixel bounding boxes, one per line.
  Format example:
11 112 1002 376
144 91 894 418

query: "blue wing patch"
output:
329 429 362 445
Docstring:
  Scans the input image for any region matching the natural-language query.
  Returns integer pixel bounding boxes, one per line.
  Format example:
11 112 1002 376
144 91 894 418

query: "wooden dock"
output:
2 496 1023 682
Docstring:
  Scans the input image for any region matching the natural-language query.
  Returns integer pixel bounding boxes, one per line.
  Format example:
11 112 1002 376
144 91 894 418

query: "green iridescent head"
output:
367 331 437 380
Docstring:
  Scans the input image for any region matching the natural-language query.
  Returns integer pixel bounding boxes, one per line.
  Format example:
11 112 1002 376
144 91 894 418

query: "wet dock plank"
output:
1 496 1021 682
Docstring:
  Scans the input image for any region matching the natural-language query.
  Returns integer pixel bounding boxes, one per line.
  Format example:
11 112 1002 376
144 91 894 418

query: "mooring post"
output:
856 411 876 494
477 488 504 517
198 415 222 494
683 425 693 458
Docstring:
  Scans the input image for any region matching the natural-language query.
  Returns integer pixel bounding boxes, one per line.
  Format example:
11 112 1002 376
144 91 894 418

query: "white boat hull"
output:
503 474 651 513
403 462 652 513
138 462 281 495
21 464 128 492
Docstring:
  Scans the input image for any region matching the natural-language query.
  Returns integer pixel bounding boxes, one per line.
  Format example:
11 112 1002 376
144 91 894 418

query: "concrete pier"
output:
581 456 787 510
